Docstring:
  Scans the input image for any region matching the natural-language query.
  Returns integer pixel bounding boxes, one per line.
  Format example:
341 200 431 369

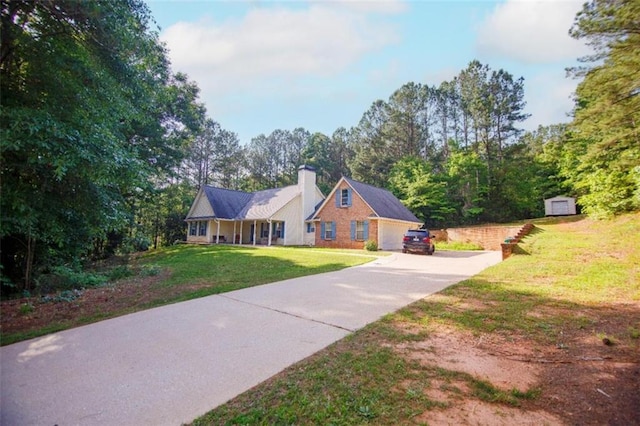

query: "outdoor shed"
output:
544 196 577 216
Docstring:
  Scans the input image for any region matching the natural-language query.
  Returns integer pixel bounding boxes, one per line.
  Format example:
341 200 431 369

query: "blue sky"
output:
147 0 591 145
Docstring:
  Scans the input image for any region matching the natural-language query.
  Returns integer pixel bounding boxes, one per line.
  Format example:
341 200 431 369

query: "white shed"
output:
544 196 577 216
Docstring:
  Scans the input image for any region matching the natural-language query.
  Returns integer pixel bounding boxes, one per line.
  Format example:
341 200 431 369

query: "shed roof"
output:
544 196 575 201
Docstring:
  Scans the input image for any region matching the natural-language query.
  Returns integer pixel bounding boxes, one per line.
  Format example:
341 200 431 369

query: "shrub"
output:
36 266 107 294
119 235 151 254
41 289 84 303
364 240 378 251
140 264 162 277
107 265 133 281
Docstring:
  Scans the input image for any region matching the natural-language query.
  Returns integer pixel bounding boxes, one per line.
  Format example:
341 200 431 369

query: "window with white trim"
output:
341 188 349 206
324 222 334 240
355 221 365 240
198 221 207 236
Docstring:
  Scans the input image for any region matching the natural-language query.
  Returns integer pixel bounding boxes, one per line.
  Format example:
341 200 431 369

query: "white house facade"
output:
185 166 324 246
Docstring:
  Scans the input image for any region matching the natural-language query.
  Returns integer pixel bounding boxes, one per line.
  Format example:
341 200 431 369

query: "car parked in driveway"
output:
402 229 435 255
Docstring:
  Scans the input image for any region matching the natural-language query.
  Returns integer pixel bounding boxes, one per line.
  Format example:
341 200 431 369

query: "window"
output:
306 223 315 233
341 189 349 206
273 222 285 238
189 222 197 236
321 221 335 240
351 220 369 241
198 221 207 236
356 221 365 240
335 188 352 208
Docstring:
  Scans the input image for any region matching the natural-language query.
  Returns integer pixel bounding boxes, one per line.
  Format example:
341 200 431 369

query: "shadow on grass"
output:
511 225 544 256
142 244 373 296
380 278 640 424
396 277 637 342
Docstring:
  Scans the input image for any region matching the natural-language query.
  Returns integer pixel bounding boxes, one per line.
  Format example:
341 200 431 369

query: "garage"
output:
378 220 414 250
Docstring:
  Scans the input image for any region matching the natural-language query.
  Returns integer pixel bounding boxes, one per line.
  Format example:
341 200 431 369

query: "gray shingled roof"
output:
195 184 302 220
240 185 300 220
202 186 253 219
344 177 421 223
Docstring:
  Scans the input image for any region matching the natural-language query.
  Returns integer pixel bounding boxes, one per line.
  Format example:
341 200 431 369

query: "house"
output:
309 177 422 250
185 166 324 245
544 196 577 216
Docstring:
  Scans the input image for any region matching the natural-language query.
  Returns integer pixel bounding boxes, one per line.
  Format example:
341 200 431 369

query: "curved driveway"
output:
1 250 501 425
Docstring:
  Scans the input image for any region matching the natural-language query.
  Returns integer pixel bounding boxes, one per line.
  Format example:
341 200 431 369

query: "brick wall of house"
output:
315 182 378 249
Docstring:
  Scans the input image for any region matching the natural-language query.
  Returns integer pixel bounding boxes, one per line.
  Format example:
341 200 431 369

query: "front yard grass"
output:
140 245 381 302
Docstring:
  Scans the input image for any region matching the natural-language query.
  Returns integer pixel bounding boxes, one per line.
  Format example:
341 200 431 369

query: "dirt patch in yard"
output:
0 270 212 340
394 315 640 426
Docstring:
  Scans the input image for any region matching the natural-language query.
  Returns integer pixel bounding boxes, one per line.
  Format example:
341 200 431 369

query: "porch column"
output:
252 220 257 246
215 220 221 244
267 219 273 247
233 221 237 245
240 221 243 244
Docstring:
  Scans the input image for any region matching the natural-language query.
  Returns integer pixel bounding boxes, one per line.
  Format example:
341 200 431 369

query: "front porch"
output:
188 219 285 246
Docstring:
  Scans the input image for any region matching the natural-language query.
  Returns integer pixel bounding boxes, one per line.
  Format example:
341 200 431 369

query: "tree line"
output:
1 0 638 294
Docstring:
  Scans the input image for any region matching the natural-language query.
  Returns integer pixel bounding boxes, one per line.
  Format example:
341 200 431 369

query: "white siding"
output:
273 195 303 245
190 193 214 217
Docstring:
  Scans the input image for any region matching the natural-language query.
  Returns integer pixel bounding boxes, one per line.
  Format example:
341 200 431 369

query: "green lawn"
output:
139 245 380 302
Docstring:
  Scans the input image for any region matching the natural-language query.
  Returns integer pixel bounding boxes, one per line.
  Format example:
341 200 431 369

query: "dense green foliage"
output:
563 0 640 217
0 0 205 292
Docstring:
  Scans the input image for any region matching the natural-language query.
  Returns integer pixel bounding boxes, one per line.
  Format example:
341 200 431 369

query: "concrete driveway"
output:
1 250 501 425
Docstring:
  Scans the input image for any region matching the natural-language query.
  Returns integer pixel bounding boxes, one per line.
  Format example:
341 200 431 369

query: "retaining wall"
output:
431 223 534 256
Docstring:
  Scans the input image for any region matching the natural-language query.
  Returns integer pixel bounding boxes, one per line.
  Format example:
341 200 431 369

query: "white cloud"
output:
161 5 400 95
476 0 590 64
422 67 459 87
523 69 578 130
321 0 409 14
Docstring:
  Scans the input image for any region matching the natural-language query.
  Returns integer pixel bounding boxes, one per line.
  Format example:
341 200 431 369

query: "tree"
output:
0 0 203 291
388 157 455 227
244 128 310 190
385 82 434 160
212 129 244 190
328 127 354 184
349 100 396 187
565 0 640 217
186 119 219 188
453 61 529 221
446 145 488 224
301 132 333 193
434 80 462 161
